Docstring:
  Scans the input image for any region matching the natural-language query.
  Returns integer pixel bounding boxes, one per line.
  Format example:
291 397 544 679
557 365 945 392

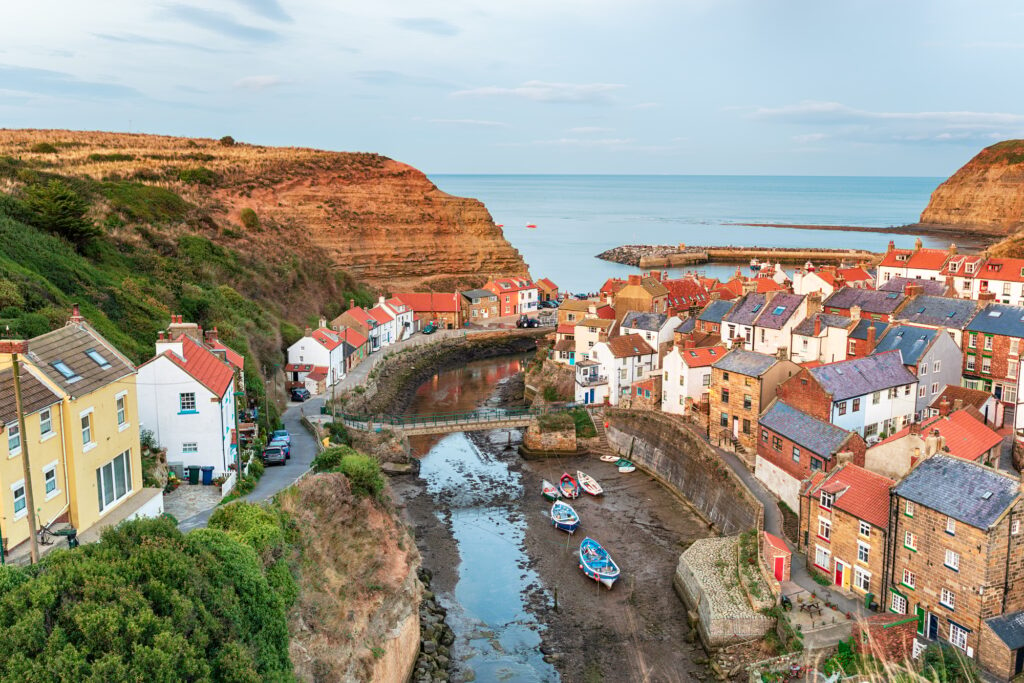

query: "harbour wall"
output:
638 247 877 269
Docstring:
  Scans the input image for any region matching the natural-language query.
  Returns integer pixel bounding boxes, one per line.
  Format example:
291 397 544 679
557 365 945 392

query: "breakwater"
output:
596 244 878 269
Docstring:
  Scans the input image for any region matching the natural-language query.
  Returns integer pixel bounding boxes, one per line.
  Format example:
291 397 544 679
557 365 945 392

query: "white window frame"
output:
43 460 59 500
933 360 941 373
940 588 955 610
820 491 835 510
11 479 26 519
859 520 871 537
857 541 870 564
6 422 21 457
902 568 916 588
1013 519 1021 536
890 592 907 614
96 449 133 514
949 622 969 651
179 392 197 413
79 407 95 452
814 545 831 571
818 517 832 541
946 517 956 535
905 501 914 517
115 390 129 431
905 531 917 550
945 549 960 571
854 567 871 592
39 407 53 440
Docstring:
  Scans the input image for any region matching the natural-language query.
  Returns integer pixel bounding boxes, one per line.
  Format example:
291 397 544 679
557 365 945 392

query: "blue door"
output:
587 389 594 404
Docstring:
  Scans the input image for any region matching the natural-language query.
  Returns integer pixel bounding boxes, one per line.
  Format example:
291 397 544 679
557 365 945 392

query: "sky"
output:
3 1 1024 175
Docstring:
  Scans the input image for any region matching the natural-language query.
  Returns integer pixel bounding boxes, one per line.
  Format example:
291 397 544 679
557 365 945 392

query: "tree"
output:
22 180 101 246
219 135 236 146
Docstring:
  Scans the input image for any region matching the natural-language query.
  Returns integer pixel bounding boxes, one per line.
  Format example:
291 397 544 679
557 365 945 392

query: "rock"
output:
435 655 449 668
423 590 435 601
423 640 437 655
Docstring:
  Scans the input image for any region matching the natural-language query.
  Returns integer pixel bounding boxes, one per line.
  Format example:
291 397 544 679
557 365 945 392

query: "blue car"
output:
272 429 290 446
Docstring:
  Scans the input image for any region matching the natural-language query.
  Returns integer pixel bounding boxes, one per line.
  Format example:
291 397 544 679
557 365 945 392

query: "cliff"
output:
0 129 527 291
919 140 1024 234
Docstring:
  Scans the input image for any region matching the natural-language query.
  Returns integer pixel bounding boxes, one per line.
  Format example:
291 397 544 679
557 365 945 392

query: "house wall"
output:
913 334 965 419
964 331 1022 409
466 298 499 320
709 368 761 453
288 337 342 380
776 370 832 421
754 456 802 511
801 492 887 600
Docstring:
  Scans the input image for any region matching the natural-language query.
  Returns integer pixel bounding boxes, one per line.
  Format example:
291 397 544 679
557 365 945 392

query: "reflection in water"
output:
408 356 558 682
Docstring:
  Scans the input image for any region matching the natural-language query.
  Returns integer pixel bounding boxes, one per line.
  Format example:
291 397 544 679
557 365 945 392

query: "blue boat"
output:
550 500 580 534
579 537 620 589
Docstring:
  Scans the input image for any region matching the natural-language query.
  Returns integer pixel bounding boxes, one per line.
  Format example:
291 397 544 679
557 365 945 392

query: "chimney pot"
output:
939 397 952 416
952 398 963 411
628 274 641 285
69 303 84 324
814 315 822 336
866 322 877 350
304 327 313 337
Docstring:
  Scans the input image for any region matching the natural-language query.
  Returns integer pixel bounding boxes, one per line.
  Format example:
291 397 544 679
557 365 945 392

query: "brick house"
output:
800 463 894 600
929 384 1004 427
536 277 558 302
709 349 800 456
612 274 669 322
392 292 463 329
980 610 1024 680
776 351 918 440
888 455 1024 663
484 277 538 317
756 399 866 510
963 303 1024 423
762 531 792 582
846 318 887 359
822 288 908 322
460 289 499 322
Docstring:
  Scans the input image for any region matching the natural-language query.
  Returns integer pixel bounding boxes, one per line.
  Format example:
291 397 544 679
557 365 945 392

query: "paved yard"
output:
164 484 223 522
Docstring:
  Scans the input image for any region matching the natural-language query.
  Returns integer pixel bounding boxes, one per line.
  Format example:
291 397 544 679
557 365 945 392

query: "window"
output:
6 423 20 456
39 408 52 438
890 592 907 614
1013 519 1021 536
918 386 927 399
1009 360 1019 379
721 388 730 403
940 588 955 610
182 442 198 453
1012 338 1020 356
946 517 956 535
902 569 916 589
96 449 133 513
859 520 871 537
810 457 823 471
852 398 860 412
931 382 939 395
982 357 991 374
872 391 880 405
820 491 834 510
848 340 856 355
179 392 197 412
984 335 993 351
837 401 847 416
720 412 728 427
761 429 769 442
905 501 915 517
772 435 783 451
742 418 751 434
949 622 969 651
1004 282 1012 296
945 549 960 571
905 531 917 550
1006 385 1018 404
85 348 111 368
743 394 752 410
792 446 801 462
722 371 730 381
933 360 941 373
43 465 57 496
919 362 928 375
818 517 832 541
904 385 913 396
12 480 26 518
966 355 976 372
858 541 870 564
968 333 976 349
815 545 831 570
116 394 127 428
702 374 710 387
854 567 871 592
80 412 93 448
51 360 81 382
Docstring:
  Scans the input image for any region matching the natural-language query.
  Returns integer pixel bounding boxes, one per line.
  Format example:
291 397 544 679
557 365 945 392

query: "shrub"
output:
920 644 978 682
177 167 218 186
325 421 352 446
542 385 560 402
21 179 101 246
537 412 574 433
100 181 190 223
568 408 596 437
240 208 260 230
248 457 264 480
219 135 236 146
338 452 385 500
29 142 58 154
87 152 135 162
311 445 356 473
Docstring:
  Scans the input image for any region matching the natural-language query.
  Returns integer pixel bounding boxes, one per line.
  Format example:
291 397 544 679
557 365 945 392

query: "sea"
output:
428 175 962 294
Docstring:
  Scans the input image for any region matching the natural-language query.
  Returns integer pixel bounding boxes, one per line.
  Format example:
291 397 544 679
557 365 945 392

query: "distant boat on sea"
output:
749 257 760 272
496 224 504 228
526 224 537 229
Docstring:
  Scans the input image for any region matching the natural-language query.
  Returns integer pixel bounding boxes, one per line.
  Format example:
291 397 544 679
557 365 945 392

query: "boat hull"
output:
558 473 580 499
579 537 620 589
551 501 580 534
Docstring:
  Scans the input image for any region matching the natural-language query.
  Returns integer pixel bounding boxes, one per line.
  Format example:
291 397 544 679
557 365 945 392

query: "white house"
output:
620 311 676 359
587 333 656 406
287 327 346 384
383 297 416 342
789 313 853 364
661 343 725 415
367 305 397 350
575 360 609 405
137 333 237 476
751 292 807 356
876 240 952 284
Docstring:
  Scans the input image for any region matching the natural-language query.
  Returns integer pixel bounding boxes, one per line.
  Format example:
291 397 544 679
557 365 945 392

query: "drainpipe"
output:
882 486 897 610
52 397 71 527
1003 507 1015 614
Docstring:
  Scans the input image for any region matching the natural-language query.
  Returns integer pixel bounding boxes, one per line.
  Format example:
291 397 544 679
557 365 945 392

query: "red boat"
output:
558 472 580 499
526 224 537 229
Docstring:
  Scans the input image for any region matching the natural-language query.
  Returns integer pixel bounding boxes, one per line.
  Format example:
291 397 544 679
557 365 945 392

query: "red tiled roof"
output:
385 297 410 313
600 278 626 296
940 254 986 277
556 324 576 335
312 328 344 351
837 267 872 283
763 531 788 552
537 278 557 291
156 335 234 396
677 344 726 368
368 306 394 324
485 278 535 294
607 333 655 358
663 278 711 308
284 363 314 373
755 278 785 293
976 257 1024 283
345 307 372 326
341 327 367 348
880 248 949 271
208 340 244 370
809 464 894 529
393 292 461 313
306 366 328 382
874 409 1002 461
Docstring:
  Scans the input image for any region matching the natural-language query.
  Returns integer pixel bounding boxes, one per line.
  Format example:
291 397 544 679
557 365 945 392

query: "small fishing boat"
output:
551 500 580 534
577 471 603 496
579 537 620 589
558 472 580 499
616 459 636 473
496 224 504 227
599 454 619 463
541 479 561 501
749 257 760 272
526 223 538 229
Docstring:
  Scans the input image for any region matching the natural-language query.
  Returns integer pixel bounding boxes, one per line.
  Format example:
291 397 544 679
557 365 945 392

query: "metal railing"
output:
337 403 581 430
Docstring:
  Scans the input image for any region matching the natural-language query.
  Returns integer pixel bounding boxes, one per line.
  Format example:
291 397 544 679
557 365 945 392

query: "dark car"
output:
516 315 540 328
290 387 311 402
421 322 437 335
262 445 286 466
269 437 290 459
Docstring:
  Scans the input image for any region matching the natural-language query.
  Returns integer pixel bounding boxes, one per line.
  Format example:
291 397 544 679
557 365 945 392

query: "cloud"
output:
0 64 139 99
233 0 291 22
233 75 286 90
162 6 282 43
429 118 508 127
393 17 460 36
792 132 828 144
93 32 230 53
353 70 453 88
567 126 613 134
454 80 625 104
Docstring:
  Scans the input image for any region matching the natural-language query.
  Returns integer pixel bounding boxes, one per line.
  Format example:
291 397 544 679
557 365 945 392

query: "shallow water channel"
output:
405 356 559 682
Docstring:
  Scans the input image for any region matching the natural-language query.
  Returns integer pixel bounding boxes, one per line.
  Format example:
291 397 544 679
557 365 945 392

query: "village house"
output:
367 303 397 348
484 277 538 317
137 329 238 477
330 305 371 340
624 375 662 410
889 456 1024 664
799 463 893 599
380 297 416 339
574 360 608 406
941 254 987 299
750 292 808 356
970 257 1024 305
584 334 657 406
556 298 592 326
876 240 953 284
392 292 462 329
662 274 711 316
791 264 873 297
846 318 887 359
620 311 676 353
823 289 908 322
695 298 735 338
287 327 346 384
878 277 948 297
340 327 368 372
789 312 853 365
460 289 499 322
536 278 559 303
928 384 1004 427
869 324 963 421
574 316 615 363
201 327 245 391
721 292 768 349
894 294 979 348
962 303 1024 422
776 351 917 441
708 348 800 456
661 343 725 417
756 399 866 510
283 362 326 395
611 273 669 321
864 408 1003 479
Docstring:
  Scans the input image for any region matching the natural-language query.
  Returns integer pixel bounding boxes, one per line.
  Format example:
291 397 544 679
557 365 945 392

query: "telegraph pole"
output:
11 349 39 563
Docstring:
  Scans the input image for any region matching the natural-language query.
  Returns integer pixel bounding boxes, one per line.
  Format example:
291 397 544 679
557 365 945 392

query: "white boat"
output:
599 454 619 463
616 459 636 473
577 471 603 496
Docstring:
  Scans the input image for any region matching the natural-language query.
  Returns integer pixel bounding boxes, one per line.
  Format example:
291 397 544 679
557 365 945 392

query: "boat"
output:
541 479 561 501
599 454 619 463
558 472 580 499
616 459 636 473
579 537 620 589
749 257 760 272
551 501 580 534
577 471 603 496
496 224 504 227
526 224 537 229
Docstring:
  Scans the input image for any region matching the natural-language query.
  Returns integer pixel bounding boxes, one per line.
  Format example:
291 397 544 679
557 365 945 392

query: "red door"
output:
773 556 784 581
834 561 844 586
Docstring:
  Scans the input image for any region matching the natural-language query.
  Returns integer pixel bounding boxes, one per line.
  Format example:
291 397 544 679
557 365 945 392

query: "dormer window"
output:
51 360 82 383
966 264 976 273
897 254 908 261
950 262 960 272
820 491 835 510
85 348 111 369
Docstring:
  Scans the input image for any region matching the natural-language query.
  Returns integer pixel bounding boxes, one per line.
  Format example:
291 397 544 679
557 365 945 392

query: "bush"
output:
568 408 596 437
920 644 978 682
29 142 58 154
338 452 385 500
177 166 217 186
219 135 236 146
21 179 101 246
325 421 352 446
248 457 264 480
240 208 260 230
311 445 355 473
537 412 574 433
542 385 560 402
87 153 135 162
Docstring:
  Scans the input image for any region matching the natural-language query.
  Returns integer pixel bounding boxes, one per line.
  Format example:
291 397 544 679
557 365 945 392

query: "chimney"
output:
0 340 28 354
887 240 895 254
904 283 923 298
952 398 963 411
349 298 355 310
378 295 386 306
909 420 921 436
949 243 958 256
776 346 789 361
914 237 923 252
68 303 84 325
319 315 327 329
806 291 823 315
683 336 695 349
938 397 952 416
812 315 821 336
945 275 956 295
628 274 641 286
866 322 877 350
650 270 662 281
851 305 862 322
925 430 940 457
836 451 854 465
155 333 184 360
304 327 313 338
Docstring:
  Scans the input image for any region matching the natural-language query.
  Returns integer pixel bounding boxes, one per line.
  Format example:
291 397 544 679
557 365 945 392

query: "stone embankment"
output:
596 244 877 269
412 568 456 683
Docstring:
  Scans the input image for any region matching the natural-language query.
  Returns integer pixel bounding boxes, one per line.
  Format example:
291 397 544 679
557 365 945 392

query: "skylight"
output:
918 307 925 314
85 348 110 368
886 293 899 299
51 360 81 383
751 304 762 313
988 311 1003 318
947 312 955 318
772 306 785 315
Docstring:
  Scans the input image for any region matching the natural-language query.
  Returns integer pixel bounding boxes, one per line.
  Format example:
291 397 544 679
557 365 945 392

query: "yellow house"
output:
0 347 69 555
0 308 146 542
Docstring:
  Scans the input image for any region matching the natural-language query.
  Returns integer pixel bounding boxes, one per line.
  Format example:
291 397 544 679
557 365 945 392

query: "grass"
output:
537 412 574 433
568 408 597 437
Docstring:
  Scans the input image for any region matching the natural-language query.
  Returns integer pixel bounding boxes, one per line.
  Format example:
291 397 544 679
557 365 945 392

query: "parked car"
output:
290 387 311 402
516 315 540 328
421 322 437 334
262 445 287 466
272 429 290 446
269 437 290 459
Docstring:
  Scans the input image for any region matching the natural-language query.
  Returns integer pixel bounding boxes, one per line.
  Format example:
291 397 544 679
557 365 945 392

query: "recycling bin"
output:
201 466 215 486
186 465 200 485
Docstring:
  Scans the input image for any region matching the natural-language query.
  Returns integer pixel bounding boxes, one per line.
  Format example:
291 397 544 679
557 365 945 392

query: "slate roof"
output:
621 311 668 332
760 401 853 457
966 303 1024 337
808 350 916 401
894 454 1019 529
712 348 778 377
897 295 978 329
824 288 906 315
986 610 1024 650
675 318 696 334
461 289 497 301
697 299 735 324
793 313 851 337
878 277 947 296
848 318 890 341
723 293 767 326
28 323 136 399
0 367 62 424
805 464 894 529
753 293 805 330
870 325 939 366
606 333 655 358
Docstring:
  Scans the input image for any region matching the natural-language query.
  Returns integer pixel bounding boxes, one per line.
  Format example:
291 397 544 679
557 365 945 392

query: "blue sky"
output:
2 0 1024 175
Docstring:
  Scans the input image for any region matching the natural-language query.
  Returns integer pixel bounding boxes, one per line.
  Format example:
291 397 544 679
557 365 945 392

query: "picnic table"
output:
799 601 822 617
